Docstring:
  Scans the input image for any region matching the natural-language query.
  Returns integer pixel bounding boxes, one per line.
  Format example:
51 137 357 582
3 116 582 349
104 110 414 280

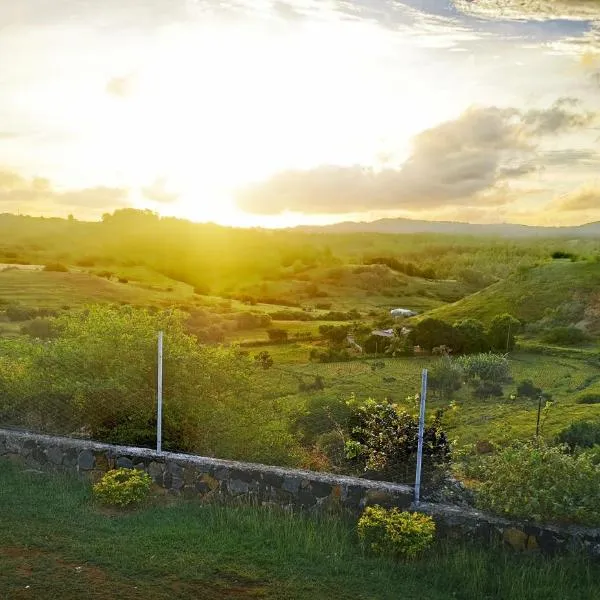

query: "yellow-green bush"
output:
357 506 436 559
473 440 600 526
92 468 152 507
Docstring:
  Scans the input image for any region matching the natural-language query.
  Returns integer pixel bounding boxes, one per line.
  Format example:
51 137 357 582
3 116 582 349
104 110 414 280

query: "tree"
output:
488 314 520 352
428 356 464 402
413 318 456 352
452 318 489 354
254 351 274 370
319 324 350 345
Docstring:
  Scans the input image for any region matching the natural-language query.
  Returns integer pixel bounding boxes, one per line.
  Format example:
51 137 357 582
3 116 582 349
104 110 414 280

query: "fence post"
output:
414 368 428 505
157 330 163 454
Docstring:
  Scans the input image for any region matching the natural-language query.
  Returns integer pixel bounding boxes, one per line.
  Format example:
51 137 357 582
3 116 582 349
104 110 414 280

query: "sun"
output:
49 13 458 225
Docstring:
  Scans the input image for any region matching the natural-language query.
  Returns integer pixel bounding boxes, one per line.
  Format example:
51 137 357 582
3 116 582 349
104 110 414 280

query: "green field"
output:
1 461 599 600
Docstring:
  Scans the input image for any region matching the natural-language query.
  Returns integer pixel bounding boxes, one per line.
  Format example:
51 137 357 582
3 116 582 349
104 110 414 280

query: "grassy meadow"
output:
1 461 599 600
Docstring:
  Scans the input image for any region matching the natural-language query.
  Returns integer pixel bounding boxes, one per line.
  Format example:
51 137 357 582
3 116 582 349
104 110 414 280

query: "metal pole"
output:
414 368 428 505
157 330 163 454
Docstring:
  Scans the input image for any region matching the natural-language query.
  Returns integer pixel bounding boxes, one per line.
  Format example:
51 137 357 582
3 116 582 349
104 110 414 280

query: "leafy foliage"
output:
556 420 600 449
487 314 520 352
92 468 152 507
0 306 300 465
472 440 600 526
357 506 436 559
344 398 450 483
576 393 600 405
541 327 590 346
428 356 463 401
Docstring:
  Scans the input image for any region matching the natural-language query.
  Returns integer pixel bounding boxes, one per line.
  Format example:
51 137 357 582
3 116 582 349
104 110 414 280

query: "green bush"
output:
541 327 590 346
473 440 600 526
92 468 152 507
576 393 600 405
357 506 435 559
344 398 450 484
557 421 600 449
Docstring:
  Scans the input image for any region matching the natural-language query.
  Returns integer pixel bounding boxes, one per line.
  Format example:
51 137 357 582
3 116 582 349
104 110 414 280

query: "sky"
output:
0 0 599 227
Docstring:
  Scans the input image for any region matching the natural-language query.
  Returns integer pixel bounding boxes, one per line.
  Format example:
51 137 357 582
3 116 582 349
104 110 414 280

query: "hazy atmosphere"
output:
1 0 599 226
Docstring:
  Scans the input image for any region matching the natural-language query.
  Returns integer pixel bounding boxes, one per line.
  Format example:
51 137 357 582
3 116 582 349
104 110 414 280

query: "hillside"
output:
424 259 600 329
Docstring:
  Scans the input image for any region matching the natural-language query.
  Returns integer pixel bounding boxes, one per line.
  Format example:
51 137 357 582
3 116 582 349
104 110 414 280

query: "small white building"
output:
390 308 418 318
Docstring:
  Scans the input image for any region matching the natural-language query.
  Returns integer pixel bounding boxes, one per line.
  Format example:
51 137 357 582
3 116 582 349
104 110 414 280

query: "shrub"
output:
577 393 600 405
551 251 576 260
43 262 69 272
557 420 600 449
267 328 288 343
473 440 600 526
541 327 590 346
92 468 152 507
428 356 464 401
309 347 351 363
345 398 450 484
458 353 510 390
21 318 54 340
357 506 435 559
5 305 37 322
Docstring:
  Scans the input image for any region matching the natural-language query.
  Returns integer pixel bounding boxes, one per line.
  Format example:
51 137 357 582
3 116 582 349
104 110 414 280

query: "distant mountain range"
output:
294 218 600 237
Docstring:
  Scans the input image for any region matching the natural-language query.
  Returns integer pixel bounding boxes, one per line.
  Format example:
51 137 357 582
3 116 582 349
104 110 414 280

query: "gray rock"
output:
46 446 64 466
148 461 164 481
282 476 301 494
116 456 134 469
228 479 250 495
166 461 184 477
77 450 95 471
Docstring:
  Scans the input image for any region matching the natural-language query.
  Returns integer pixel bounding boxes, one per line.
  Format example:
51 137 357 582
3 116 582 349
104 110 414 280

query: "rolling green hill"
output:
424 260 600 328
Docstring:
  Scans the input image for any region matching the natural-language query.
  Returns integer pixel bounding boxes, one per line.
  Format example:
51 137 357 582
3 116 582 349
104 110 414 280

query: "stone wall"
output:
1 428 599 557
0 428 413 513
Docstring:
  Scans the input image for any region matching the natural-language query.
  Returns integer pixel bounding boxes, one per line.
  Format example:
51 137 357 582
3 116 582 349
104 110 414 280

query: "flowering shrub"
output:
357 506 436 559
93 468 152 507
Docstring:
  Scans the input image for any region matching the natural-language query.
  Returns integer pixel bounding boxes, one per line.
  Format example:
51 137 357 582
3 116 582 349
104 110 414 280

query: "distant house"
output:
390 308 418 318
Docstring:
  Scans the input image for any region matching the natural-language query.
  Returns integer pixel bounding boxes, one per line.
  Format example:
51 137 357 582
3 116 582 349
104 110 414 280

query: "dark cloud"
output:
0 169 129 211
141 178 178 204
556 186 600 211
237 100 597 215
521 98 597 136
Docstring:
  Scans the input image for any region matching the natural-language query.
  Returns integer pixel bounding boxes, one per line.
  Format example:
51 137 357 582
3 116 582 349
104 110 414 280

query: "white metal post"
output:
157 330 163 454
414 368 428 505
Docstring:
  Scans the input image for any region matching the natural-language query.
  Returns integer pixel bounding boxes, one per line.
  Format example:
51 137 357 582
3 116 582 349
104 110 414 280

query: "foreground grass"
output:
1 462 599 600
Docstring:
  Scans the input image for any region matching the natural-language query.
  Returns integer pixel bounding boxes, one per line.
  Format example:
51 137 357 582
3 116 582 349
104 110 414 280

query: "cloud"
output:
55 187 129 208
237 100 597 215
0 169 129 213
106 74 135 98
141 177 179 204
521 98 597 135
555 185 600 211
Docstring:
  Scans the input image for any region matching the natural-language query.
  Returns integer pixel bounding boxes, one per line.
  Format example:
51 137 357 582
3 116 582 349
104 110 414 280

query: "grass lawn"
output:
1 461 599 600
